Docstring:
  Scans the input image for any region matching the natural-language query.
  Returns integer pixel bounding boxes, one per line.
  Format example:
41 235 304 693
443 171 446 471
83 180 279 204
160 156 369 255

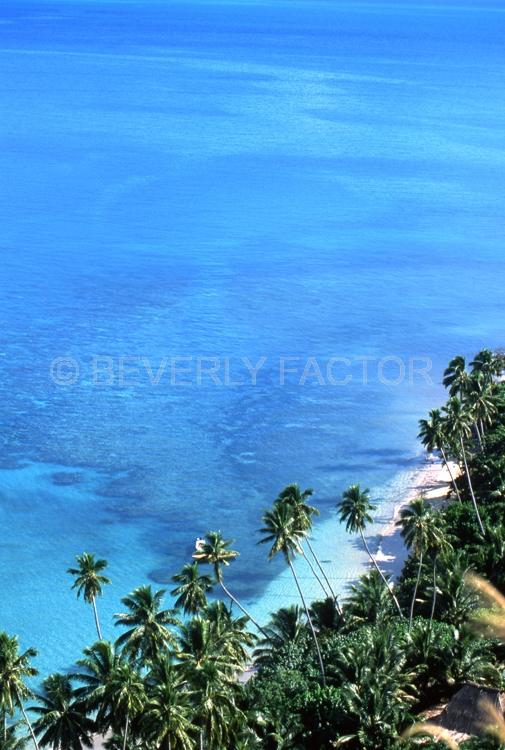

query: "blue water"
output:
1 0 504 677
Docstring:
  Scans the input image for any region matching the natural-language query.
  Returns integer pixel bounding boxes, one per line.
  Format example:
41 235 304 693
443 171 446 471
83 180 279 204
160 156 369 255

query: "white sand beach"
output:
374 457 460 580
250 456 460 621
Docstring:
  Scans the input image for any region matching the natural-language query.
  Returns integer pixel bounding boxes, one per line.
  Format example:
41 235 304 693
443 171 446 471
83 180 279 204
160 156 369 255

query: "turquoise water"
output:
1 0 504 677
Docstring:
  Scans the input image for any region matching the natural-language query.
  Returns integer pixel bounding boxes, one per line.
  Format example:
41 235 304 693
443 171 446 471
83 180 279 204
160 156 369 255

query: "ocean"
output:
1 0 504 677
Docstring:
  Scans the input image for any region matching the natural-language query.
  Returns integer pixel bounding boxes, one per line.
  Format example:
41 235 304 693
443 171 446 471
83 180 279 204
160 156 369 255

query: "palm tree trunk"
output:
287 558 326 686
300 545 330 599
91 596 103 640
122 713 129 750
359 529 404 619
429 556 438 627
218 580 269 639
199 731 204 750
460 436 485 535
409 551 423 631
18 700 40 750
439 446 462 502
305 538 343 615
474 421 483 450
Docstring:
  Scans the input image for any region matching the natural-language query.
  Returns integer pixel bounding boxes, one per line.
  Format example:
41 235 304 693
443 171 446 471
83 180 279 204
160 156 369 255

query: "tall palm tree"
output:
105 663 145 750
177 619 240 750
114 586 179 665
191 662 240 750
443 355 469 399
30 674 94 750
337 485 403 618
466 377 498 441
143 666 196 750
418 409 461 501
0 633 40 750
204 603 254 669
470 348 502 387
73 641 124 733
443 397 485 535
427 521 452 627
192 532 268 638
178 617 234 677
396 498 439 629
68 553 111 640
258 502 326 685
276 484 342 613
171 563 213 615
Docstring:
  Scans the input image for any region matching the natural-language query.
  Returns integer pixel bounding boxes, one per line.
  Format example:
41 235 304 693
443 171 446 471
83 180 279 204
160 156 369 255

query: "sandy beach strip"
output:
374 456 460 580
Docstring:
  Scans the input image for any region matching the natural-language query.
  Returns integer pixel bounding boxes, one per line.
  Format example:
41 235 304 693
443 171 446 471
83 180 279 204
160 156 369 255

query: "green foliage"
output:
30 674 95 750
296 685 348 749
0 724 30 750
460 739 504 750
67 553 110 604
5 349 505 749
253 605 306 666
114 585 180 664
171 562 214 615
344 569 396 625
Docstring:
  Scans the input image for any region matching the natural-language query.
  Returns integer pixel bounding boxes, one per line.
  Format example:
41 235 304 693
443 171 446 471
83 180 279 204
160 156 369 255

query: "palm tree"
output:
470 348 502 387
171 563 213 615
309 597 343 632
258 502 326 685
144 664 196 750
427 522 452 627
73 641 124 734
443 397 485 535
443 632 500 687
114 586 179 665
30 674 94 750
178 617 234 677
0 723 29 750
345 570 394 625
192 531 268 638
466 376 498 441
106 663 145 750
68 553 111 640
433 552 479 628
204 603 255 669
253 605 305 667
334 627 416 749
443 355 469 399
474 524 505 584
337 485 403 618
0 633 40 750
188 661 241 750
418 409 462 501
276 484 342 613
177 619 240 750
397 498 438 629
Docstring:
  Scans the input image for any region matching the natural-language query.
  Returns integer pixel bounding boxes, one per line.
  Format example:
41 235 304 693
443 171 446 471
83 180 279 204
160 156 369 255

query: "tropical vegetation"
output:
2 349 505 749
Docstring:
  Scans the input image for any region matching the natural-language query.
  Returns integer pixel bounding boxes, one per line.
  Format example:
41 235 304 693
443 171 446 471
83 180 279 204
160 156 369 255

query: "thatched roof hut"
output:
434 684 504 738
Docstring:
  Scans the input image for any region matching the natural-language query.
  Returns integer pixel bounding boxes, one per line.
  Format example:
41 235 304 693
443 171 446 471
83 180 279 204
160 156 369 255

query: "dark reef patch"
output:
50 472 84 486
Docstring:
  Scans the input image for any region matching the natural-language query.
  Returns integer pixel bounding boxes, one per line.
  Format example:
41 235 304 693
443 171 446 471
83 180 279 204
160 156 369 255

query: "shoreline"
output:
373 456 460 581
238 456 460 687
249 455 460 621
